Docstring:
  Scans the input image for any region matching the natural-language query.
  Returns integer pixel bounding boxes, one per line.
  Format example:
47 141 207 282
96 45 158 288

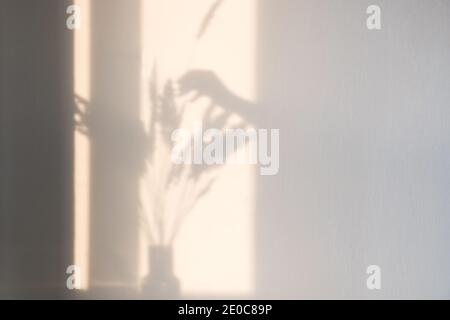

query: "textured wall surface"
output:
0 0 449 299
256 0 450 298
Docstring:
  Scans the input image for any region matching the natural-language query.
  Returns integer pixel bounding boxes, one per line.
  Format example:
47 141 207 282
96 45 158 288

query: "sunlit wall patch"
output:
72 0 91 291
140 0 257 297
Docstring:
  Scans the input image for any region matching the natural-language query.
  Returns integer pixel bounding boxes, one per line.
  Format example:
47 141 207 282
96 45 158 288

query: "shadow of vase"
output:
142 245 180 299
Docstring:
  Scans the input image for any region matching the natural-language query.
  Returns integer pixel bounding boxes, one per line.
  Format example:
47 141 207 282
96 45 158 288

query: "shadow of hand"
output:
178 70 228 102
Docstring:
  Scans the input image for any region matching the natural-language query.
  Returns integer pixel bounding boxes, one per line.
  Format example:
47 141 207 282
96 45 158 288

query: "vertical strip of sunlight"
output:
140 0 256 297
73 0 91 290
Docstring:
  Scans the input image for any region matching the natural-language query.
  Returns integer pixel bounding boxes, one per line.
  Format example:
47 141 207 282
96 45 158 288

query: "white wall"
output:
255 0 450 299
